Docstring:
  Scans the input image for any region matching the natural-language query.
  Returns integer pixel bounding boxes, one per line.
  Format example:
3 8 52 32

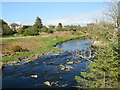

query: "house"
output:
9 23 23 31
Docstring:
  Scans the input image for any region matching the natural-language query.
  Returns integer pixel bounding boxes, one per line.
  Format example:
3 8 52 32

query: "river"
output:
2 39 92 88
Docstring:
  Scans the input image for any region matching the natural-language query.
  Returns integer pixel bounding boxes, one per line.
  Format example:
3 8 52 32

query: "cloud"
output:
14 21 21 24
43 9 103 26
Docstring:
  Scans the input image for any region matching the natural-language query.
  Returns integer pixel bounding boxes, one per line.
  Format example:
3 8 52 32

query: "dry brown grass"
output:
2 40 41 53
2 31 72 52
49 31 72 37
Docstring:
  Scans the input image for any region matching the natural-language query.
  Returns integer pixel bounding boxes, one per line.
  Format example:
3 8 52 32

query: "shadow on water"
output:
2 39 92 88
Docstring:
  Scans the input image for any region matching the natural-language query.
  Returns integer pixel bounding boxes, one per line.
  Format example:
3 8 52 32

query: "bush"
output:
56 28 62 31
23 27 39 36
37 28 42 32
18 29 24 34
48 25 55 29
71 31 83 35
11 45 29 52
60 28 70 31
46 28 53 33
21 48 29 52
40 27 48 32
38 27 53 33
11 45 22 52
22 25 32 29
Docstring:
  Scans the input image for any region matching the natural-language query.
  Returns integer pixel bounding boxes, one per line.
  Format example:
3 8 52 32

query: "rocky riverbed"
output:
2 39 93 88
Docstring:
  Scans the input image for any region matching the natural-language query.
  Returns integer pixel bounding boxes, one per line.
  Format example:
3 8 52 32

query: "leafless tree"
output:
103 0 119 27
70 45 94 62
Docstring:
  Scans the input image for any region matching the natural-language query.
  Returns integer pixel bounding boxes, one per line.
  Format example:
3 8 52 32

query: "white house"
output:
9 23 23 31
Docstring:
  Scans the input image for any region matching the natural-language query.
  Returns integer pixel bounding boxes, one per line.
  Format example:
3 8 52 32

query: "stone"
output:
59 77 62 79
60 65 64 67
75 61 81 64
44 81 51 86
65 66 73 69
54 54 59 55
67 62 74 64
60 67 65 70
30 75 38 78
59 65 65 70
66 69 70 71
66 59 69 61
51 81 59 87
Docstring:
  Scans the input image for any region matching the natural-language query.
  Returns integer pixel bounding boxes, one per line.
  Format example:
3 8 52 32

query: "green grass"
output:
1 35 85 62
2 35 15 37
2 38 25 42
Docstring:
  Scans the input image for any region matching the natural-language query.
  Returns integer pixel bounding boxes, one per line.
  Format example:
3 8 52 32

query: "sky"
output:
1 0 107 2
2 2 106 26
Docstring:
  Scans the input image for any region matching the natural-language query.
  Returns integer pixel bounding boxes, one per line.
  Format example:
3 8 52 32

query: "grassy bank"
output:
2 34 85 63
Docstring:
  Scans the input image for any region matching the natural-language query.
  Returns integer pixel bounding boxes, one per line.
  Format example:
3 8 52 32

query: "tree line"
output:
1 17 75 36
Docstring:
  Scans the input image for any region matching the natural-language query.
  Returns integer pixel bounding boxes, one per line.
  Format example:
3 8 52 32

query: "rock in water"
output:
44 81 51 86
54 54 59 55
65 66 73 71
67 62 74 64
30 75 38 78
51 81 59 87
65 66 73 69
60 67 65 70
75 61 81 64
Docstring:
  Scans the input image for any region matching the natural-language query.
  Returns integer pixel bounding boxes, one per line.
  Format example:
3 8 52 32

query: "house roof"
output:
9 23 20 27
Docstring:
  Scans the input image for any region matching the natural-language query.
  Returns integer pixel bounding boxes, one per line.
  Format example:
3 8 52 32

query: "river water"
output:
2 39 92 88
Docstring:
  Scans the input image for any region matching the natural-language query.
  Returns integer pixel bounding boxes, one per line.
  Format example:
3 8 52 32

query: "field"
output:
1 31 85 63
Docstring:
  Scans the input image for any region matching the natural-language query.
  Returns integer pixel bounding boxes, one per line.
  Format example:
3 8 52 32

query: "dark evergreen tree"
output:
33 17 43 28
75 45 119 88
56 23 63 31
0 19 13 35
57 23 62 28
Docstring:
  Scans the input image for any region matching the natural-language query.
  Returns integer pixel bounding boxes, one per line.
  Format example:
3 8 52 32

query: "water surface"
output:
2 39 92 88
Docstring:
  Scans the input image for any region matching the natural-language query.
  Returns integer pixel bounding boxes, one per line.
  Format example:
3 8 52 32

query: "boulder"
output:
60 67 65 70
51 81 59 87
44 81 51 86
30 75 38 78
67 62 74 64
44 81 59 87
65 66 73 69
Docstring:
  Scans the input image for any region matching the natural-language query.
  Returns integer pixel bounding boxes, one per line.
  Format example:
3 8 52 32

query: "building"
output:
9 23 23 31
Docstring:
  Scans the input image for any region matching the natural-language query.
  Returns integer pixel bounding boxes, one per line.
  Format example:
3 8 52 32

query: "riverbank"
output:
1 31 86 65
2 39 92 88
